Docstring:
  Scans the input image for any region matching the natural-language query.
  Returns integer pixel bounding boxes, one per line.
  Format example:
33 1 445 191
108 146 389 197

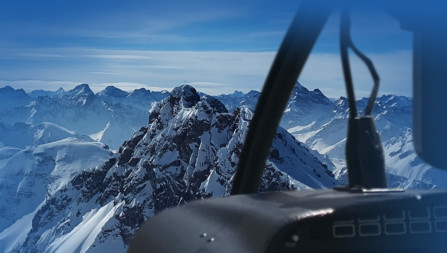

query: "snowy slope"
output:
0 84 170 150
13 85 336 252
294 94 445 188
0 123 112 236
0 205 40 253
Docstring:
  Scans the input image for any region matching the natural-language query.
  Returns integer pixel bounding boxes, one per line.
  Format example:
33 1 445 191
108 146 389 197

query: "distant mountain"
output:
214 90 260 112
9 85 336 252
218 82 446 189
97 86 129 98
97 86 169 112
281 83 335 131
0 86 32 109
2 81 441 252
214 83 333 129
28 87 65 98
0 84 170 150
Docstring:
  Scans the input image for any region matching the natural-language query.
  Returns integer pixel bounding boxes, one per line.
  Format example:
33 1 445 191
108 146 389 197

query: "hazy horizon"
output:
0 81 414 100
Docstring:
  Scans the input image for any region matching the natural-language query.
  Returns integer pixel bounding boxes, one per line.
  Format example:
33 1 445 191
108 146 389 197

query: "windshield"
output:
292 8 441 189
0 1 444 252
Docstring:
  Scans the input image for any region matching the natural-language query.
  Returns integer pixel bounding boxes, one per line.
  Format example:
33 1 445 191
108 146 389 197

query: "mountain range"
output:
0 81 445 252
0 84 169 150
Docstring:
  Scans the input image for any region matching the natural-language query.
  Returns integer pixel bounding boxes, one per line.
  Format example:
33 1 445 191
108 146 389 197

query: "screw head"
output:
291 234 299 242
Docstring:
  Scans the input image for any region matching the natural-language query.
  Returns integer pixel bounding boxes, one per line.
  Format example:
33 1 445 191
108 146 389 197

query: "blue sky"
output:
0 0 413 97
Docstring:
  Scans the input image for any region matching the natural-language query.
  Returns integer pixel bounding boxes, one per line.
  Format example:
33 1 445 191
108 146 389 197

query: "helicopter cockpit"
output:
128 1 447 252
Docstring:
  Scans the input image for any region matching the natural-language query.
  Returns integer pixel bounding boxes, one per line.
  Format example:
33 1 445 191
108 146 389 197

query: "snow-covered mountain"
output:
3 85 336 252
290 94 443 188
97 86 169 112
0 84 169 150
0 86 32 110
218 82 447 189
0 122 112 252
28 87 65 99
214 90 260 112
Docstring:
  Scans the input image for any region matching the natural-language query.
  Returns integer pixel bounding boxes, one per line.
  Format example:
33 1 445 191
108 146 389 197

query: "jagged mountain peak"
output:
0 85 28 96
376 94 412 108
68 83 93 95
99 86 129 98
233 105 254 122
334 96 348 110
126 88 170 108
121 88 334 202
246 90 260 96
0 85 14 91
213 89 260 112
199 95 228 114
0 85 32 109
148 86 227 127
29 87 64 98
290 82 332 106
294 81 309 92
1 85 21 93
170 84 200 107
128 87 150 97
313 88 325 96
62 84 95 106
335 94 413 117
149 85 198 115
231 90 244 97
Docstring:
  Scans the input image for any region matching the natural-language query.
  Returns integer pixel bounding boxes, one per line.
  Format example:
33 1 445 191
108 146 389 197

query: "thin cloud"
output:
0 5 242 46
300 50 412 98
17 53 64 58
88 54 151 60
189 81 224 87
0 47 412 97
245 31 286 39
142 65 186 70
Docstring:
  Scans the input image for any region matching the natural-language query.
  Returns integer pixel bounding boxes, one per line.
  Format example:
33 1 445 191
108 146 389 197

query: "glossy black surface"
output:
129 189 447 253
